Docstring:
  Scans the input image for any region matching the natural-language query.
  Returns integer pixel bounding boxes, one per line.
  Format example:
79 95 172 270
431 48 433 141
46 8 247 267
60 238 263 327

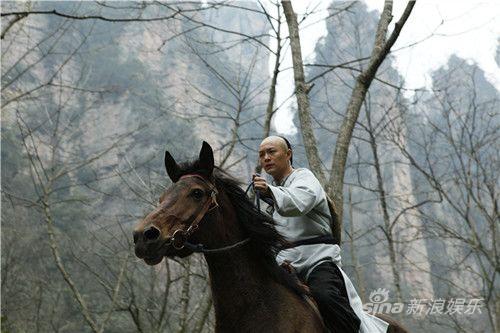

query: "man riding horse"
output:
254 136 389 333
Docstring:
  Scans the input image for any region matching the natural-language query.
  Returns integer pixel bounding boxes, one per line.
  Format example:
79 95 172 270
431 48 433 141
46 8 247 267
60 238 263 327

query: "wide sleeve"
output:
267 170 323 217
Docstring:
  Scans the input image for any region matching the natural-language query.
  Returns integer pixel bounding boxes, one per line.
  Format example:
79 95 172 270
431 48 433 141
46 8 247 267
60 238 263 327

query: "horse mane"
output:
176 162 307 298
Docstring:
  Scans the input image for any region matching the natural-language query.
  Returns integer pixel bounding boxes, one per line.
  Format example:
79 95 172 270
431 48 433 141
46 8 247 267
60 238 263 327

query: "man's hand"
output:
252 174 271 196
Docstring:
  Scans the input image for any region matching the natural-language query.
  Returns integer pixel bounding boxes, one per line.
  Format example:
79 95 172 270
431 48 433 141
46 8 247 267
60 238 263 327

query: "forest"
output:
1 1 499 332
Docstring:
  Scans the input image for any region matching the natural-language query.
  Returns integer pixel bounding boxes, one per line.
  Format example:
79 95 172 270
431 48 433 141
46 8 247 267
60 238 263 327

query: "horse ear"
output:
198 141 214 176
164 151 181 182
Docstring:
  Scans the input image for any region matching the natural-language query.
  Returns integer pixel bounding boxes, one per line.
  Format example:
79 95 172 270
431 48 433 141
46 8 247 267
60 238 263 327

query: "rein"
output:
167 174 251 254
245 174 274 212
245 180 261 211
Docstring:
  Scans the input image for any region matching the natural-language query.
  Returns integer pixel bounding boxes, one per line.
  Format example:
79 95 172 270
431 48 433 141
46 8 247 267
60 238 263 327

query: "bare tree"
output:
282 0 416 242
389 59 499 332
1 3 214 330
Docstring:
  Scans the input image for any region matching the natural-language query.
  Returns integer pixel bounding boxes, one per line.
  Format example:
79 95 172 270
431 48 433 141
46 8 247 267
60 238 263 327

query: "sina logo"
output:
369 288 389 303
363 288 404 314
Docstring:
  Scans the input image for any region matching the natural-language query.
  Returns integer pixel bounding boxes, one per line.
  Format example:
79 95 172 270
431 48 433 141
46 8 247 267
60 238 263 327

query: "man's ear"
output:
165 151 181 182
287 148 293 166
198 141 214 177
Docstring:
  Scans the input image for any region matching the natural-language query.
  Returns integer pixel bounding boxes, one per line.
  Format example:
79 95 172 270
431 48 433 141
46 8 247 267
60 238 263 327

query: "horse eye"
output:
191 189 204 200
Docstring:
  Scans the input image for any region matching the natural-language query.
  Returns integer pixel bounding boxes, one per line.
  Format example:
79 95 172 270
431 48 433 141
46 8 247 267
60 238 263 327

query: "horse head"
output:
133 141 222 265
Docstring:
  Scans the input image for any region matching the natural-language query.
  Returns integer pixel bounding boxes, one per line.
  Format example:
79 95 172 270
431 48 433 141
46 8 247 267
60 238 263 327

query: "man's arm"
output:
254 170 323 217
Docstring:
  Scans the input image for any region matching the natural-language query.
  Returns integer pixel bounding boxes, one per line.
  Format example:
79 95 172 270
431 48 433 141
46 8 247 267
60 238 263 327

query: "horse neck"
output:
200 193 294 325
205 247 279 302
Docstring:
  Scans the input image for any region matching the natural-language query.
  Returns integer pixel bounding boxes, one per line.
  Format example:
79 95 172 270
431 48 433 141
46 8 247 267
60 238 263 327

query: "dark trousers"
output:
306 261 361 333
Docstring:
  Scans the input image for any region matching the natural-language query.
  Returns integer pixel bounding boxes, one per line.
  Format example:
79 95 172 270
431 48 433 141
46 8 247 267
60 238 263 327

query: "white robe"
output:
267 168 389 333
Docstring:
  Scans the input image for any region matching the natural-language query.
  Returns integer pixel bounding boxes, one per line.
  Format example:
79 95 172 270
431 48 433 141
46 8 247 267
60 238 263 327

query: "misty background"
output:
1 1 498 332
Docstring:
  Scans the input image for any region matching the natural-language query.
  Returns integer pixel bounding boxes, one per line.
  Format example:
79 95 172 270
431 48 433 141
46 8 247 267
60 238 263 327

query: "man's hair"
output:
277 135 293 166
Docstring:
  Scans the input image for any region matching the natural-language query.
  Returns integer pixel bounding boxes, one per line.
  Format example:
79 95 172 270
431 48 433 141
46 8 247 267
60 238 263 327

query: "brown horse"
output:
133 142 408 333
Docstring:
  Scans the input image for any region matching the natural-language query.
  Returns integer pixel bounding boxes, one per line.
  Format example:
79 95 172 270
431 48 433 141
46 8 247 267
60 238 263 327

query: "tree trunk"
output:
328 0 416 227
366 108 403 302
256 4 282 174
178 257 191 333
348 187 366 301
281 0 326 186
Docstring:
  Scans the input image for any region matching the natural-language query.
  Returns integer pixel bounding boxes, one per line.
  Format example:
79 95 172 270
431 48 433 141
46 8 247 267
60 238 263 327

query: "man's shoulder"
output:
290 168 319 182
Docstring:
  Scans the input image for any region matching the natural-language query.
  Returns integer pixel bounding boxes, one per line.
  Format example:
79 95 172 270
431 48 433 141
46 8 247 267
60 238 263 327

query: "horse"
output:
133 141 409 333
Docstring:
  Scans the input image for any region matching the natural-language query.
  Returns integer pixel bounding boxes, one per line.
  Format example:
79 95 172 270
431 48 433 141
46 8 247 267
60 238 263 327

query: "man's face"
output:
258 137 291 180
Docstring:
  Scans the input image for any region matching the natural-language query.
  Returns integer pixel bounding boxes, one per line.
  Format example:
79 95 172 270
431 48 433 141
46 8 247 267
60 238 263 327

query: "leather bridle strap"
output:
167 174 251 254
170 175 218 250
183 237 251 254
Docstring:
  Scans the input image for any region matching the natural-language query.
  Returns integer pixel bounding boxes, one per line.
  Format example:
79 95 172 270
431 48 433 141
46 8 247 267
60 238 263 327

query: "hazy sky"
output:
269 0 500 134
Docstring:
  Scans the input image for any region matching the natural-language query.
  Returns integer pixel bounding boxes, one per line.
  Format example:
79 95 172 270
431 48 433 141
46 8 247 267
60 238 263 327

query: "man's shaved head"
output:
260 136 288 151
258 136 293 182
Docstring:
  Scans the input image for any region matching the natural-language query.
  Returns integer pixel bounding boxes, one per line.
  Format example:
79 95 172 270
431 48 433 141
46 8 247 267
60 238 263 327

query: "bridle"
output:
166 174 251 254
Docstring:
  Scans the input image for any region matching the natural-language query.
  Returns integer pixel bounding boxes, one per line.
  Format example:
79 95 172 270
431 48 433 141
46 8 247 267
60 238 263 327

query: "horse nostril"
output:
144 226 160 241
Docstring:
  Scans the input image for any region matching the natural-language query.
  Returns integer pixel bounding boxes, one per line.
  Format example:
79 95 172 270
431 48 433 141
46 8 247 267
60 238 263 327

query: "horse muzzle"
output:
133 227 166 263
133 227 194 263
